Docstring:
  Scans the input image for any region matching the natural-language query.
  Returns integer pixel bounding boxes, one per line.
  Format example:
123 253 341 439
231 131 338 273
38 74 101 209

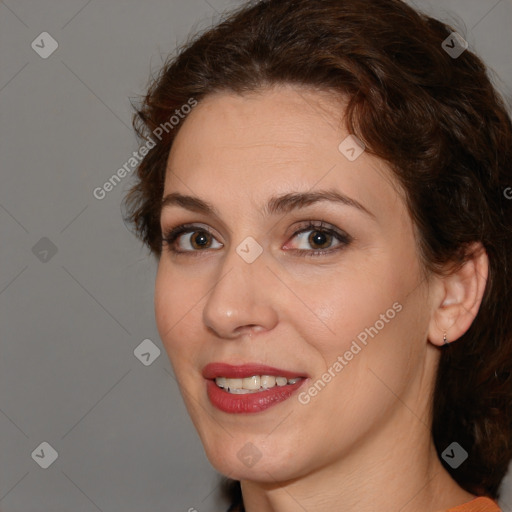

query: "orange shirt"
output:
444 497 502 511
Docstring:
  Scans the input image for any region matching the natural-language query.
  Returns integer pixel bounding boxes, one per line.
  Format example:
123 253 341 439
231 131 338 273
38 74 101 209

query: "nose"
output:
202 244 279 339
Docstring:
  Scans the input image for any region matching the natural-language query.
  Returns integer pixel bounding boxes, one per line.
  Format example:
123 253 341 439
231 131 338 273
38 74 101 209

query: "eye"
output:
162 224 223 255
162 220 352 258
284 221 352 257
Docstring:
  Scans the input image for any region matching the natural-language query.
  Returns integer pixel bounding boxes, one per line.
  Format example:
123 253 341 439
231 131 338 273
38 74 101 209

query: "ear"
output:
428 242 489 347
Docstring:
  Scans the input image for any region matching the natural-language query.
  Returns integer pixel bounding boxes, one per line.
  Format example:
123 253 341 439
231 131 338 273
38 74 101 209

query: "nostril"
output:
236 325 263 337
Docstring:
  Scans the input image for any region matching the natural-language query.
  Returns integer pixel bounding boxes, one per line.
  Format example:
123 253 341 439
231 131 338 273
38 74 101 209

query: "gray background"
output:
1 0 511 511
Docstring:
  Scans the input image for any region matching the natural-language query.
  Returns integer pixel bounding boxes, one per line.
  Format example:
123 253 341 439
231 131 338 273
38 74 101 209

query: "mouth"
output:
202 363 308 413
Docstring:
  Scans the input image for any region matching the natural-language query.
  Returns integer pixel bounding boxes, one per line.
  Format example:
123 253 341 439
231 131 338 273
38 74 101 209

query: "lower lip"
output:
206 379 306 413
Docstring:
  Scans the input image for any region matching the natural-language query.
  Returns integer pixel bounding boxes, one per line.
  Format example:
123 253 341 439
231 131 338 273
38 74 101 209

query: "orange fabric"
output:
444 497 501 511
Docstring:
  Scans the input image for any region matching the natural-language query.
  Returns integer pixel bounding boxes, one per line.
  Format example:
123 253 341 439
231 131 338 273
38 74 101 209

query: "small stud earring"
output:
443 331 448 345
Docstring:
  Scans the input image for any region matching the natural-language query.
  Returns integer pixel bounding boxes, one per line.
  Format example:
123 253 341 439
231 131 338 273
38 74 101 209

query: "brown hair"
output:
123 0 512 504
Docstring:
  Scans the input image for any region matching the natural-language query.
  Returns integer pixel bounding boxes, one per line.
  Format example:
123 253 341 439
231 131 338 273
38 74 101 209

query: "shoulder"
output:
443 496 502 512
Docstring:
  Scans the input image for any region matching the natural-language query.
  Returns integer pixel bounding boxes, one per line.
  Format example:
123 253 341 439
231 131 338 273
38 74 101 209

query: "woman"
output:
122 0 512 510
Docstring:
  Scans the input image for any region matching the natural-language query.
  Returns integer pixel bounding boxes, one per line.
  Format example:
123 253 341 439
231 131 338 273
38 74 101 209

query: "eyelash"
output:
161 221 352 258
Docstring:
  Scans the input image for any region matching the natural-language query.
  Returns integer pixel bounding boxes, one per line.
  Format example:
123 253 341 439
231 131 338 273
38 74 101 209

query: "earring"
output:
443 331 448 345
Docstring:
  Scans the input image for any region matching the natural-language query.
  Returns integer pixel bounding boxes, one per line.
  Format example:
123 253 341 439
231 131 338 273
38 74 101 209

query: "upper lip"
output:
202 363 308 380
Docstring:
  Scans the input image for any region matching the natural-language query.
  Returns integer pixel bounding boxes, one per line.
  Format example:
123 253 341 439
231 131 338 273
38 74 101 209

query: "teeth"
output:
260 375 276 389
216 377 227 389
215 375 302 393
276 377 287 386
242 376 261 390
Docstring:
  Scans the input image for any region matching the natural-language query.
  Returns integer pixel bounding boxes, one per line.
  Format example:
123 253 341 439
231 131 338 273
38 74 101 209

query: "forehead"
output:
169 85 345 168
163 85 405 220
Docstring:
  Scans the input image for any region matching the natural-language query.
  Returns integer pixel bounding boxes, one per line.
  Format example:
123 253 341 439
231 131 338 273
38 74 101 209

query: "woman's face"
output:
155 85 438 482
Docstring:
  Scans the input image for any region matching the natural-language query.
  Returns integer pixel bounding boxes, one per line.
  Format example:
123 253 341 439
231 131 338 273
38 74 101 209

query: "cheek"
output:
301 268 427 417
293 254 422 412
154 262 203 358
293 262 406 357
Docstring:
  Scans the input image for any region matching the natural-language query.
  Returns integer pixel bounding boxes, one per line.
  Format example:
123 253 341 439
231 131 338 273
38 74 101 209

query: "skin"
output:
154 84 488 512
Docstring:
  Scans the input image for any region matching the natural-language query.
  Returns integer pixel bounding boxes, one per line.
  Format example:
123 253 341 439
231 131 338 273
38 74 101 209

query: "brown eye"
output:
162 224 223 254
284 221 353 257
308 230 333 250
189 231 213 249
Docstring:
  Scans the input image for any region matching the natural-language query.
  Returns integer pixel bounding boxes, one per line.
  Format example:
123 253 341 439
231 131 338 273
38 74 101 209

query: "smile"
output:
215 375 302 393
203 363 308 413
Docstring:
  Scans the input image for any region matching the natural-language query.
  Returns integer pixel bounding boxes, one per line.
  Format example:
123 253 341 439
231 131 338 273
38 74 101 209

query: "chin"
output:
201 431 309 482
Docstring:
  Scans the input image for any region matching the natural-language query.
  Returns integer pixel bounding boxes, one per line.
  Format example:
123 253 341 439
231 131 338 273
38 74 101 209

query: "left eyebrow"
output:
160 189 375 219
264 190 375 219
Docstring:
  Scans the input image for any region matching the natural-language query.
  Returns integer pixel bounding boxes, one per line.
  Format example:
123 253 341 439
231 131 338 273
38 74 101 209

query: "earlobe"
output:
428 242 489 347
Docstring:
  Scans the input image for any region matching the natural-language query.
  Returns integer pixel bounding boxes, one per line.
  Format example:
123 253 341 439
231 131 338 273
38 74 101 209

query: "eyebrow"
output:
160 189 375 219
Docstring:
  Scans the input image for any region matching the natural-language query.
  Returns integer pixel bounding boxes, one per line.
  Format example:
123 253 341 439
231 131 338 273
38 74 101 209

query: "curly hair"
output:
122 0 512 504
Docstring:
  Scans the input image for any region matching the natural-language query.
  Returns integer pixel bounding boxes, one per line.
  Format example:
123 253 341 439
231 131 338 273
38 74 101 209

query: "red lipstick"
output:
202 363 306 380
202 363 307 414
